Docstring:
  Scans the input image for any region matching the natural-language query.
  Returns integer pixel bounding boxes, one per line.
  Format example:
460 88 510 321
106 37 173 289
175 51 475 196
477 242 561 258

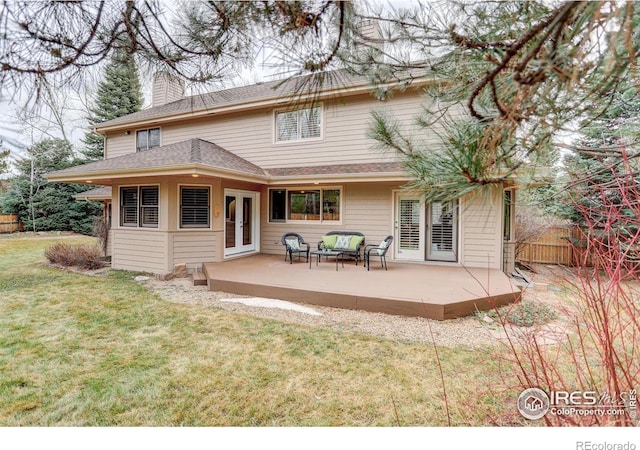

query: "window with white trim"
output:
180 186 210 228
503 189 515 241
120 186 159 228
275 106 321 142
269 187 340 223
136 127 160 152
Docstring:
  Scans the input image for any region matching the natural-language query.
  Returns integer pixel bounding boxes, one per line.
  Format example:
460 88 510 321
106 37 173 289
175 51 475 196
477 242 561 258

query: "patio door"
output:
426 200 458 262
394 193 458 262
394 194 425 260
224 189 259 257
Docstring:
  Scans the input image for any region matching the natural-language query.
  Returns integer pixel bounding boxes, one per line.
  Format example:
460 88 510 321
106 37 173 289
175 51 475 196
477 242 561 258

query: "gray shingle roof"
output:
48 139 266 178
97 70 370 129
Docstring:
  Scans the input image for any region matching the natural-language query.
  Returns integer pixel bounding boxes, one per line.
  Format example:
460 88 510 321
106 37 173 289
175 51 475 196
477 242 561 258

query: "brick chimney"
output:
360 19 382 44
352 19 385 62
152 72 185 107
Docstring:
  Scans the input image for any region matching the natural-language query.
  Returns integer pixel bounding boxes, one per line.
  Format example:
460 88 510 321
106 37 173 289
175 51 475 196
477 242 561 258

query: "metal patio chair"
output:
363 235 393 271
281 232 311 264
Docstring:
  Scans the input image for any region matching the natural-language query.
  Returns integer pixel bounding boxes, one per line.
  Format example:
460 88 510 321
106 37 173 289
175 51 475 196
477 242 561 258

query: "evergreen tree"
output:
0 144 9 176
0 138 102 234
558 85 640 228
82 53 143 161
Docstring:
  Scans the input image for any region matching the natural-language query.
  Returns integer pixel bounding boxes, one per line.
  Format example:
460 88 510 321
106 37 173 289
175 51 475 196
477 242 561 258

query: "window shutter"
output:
120 187 139 226
141 208 159 227
181 187 210 228
300 107 321 138
430 202 454 251
398 199 420 251
276 111 298 141
140 186 158 206
140 186 159 227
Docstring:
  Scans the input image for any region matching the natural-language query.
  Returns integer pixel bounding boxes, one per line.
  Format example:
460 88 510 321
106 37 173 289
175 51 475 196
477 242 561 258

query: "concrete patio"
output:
202 255 521 320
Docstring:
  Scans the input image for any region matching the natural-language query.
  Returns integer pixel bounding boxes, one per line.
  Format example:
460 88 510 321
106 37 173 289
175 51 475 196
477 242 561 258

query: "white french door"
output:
394 194 425 260
224 189 259 257
426 200 458 262
394 193 458 262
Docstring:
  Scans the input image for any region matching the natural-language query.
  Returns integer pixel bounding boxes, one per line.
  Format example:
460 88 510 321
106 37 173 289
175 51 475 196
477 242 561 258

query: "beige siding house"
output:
48 72 515 277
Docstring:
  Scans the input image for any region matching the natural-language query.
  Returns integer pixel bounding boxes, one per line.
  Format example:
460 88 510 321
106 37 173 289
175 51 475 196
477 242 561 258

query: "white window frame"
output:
118 185 160 229
177 184 213 230
268 186 342 224
273 104 323 144
135 127 161 152
503 188 516 242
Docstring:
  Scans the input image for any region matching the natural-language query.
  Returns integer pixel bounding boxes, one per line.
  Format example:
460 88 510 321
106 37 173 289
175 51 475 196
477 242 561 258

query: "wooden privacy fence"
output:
517 225 578 266
0 213 23 233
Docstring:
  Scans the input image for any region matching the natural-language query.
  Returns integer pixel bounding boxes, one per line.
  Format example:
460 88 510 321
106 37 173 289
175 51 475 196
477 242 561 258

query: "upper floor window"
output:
120 186 159 228
275 106 321 142
136 128 160 152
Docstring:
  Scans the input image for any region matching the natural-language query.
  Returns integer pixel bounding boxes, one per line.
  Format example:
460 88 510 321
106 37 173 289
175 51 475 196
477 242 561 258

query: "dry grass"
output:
0 233 520 426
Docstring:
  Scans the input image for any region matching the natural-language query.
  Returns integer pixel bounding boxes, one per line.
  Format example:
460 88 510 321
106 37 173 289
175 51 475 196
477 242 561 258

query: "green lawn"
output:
0 234 513 426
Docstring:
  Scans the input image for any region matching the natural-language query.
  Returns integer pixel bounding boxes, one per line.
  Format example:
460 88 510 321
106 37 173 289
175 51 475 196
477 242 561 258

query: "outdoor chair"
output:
363 236 393 271
281 232 311 264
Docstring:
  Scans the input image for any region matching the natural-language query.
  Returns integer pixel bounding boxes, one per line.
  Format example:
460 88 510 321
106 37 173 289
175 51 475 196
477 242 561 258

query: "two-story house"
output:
47 70 517 316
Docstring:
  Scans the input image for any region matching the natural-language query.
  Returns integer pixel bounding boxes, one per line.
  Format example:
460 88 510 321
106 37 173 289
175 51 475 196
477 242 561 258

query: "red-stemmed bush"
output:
499 152 639 426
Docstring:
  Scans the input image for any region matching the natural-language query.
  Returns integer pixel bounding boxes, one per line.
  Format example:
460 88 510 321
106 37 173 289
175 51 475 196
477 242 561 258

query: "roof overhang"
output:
45 164 411 190
46 163 270 185
73 186 112 201
47 165 411 186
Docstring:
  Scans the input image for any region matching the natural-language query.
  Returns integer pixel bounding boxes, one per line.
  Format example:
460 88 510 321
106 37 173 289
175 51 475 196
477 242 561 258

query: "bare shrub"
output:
44 243 76 266
499 153 640 426
45 243 104 270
